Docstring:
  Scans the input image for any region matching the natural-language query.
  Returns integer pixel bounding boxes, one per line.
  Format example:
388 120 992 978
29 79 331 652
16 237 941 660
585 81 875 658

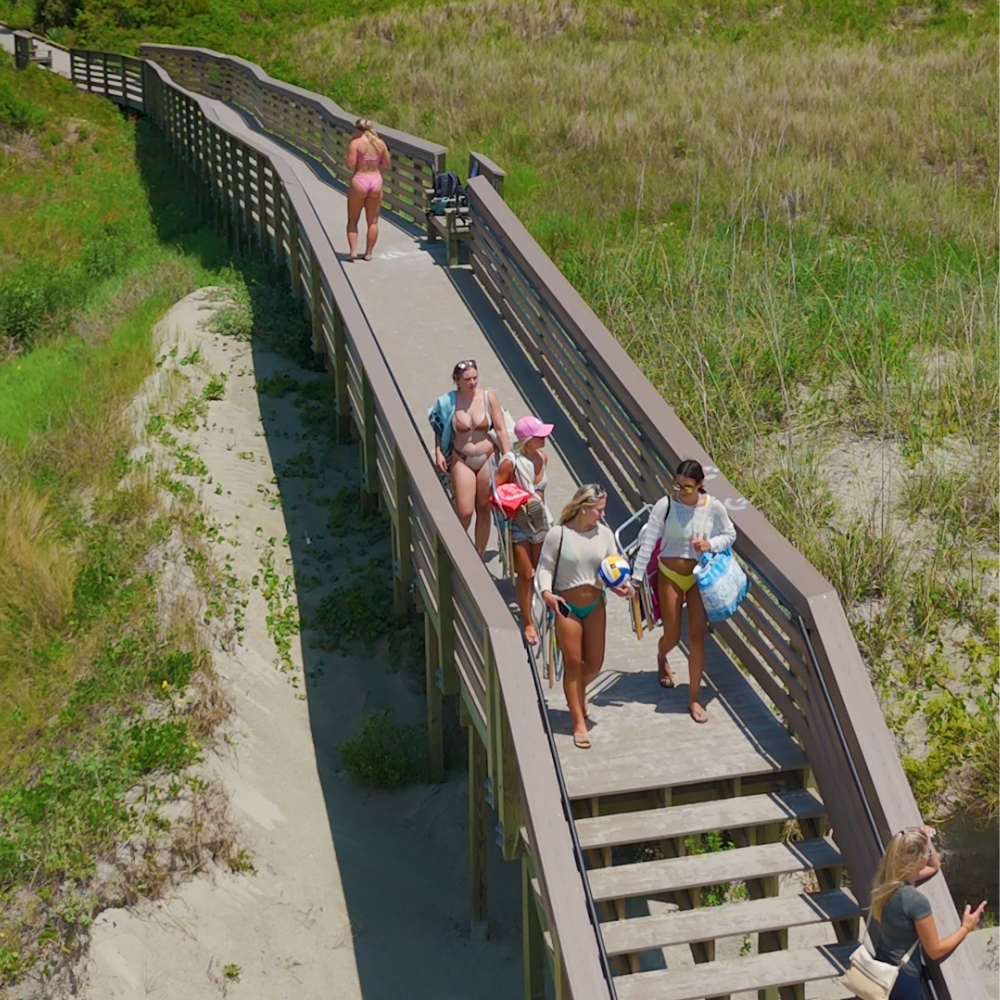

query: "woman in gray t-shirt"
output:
870 825 986 999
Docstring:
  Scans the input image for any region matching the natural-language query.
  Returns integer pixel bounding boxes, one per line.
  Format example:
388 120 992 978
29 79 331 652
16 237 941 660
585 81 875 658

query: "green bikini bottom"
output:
560 595 602 620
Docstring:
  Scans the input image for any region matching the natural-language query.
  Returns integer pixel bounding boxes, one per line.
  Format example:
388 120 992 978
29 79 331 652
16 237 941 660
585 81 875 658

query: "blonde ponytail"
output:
870 828 928 920
354 117 385 155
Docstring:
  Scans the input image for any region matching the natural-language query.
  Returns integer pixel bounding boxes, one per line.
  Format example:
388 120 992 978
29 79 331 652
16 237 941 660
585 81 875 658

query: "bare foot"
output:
689 702 708 724
362 252 373 261
347 253 357 262
523 622 538 646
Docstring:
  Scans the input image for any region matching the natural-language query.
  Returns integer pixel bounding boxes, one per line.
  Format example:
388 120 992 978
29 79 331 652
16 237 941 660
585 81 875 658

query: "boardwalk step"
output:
562 744 808 800
588 837 841 903
601 887 858 956
613 942 855 1000
576 788 824 851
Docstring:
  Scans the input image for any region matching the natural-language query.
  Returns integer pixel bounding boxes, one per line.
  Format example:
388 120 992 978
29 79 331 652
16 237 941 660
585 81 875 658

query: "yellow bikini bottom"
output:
659 563 696 592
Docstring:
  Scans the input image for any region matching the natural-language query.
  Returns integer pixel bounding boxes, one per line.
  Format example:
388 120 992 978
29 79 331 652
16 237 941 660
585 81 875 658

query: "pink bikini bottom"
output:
352 173 383 195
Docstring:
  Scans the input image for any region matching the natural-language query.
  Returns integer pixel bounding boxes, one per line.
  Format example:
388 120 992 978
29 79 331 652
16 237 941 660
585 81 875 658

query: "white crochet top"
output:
536 523 618 594
633 495 736 579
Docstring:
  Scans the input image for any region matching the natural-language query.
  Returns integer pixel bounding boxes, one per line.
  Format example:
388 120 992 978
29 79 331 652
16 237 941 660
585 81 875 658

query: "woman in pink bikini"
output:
346 118 389 262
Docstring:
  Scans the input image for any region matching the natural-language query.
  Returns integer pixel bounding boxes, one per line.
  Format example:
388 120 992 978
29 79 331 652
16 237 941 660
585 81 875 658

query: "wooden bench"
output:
424 189 470 267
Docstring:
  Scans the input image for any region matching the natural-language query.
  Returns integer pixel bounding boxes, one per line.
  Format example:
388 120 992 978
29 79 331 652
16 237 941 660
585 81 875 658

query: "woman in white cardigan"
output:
633 460 736 723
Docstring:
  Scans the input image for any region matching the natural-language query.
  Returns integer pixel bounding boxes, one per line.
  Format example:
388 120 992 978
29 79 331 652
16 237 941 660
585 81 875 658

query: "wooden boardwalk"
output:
204 96 856 998
9 36 985 1000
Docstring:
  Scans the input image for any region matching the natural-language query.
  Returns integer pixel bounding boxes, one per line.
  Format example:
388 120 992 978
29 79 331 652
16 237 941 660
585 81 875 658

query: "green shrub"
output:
338 710 424 788
0 76 46 132
0 261 65 346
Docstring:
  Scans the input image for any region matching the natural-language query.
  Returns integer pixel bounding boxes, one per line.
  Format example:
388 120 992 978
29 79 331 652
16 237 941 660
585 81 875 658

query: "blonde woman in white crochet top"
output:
633 459 736 723
536 484 631 749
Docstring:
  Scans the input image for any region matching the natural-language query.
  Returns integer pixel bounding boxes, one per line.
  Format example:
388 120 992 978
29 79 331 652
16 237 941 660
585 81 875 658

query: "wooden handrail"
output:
469 151 506 198
465 175 986 1000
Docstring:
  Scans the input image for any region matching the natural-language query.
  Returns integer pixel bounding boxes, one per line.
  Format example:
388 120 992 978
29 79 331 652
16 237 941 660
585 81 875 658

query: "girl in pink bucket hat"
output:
494 415 555 644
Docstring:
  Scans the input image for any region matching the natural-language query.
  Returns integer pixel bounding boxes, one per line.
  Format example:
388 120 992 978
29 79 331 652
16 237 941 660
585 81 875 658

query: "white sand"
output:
80 290 520 1000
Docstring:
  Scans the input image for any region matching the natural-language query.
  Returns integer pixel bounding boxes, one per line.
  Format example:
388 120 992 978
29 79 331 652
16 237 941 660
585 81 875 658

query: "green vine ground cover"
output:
0 59 315 987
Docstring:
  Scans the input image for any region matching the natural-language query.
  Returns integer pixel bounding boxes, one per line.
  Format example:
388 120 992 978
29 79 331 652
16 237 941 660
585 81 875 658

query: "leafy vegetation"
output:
338 710 426 788
682 831 750 908
0 62 268 988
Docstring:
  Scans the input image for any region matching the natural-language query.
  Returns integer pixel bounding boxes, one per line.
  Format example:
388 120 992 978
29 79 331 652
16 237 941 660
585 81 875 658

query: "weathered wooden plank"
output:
560 736 807 800
574 789 825 851
587 837 841 903
601 887 858 956
614 943 854 1000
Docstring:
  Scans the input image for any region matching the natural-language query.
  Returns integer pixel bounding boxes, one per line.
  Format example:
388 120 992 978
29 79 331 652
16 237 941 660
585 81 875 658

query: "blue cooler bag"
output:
694 548 749 622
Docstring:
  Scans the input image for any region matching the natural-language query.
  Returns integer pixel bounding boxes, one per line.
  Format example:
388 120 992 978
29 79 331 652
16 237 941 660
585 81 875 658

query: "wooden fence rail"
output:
138 44 446 238
70 49 144 110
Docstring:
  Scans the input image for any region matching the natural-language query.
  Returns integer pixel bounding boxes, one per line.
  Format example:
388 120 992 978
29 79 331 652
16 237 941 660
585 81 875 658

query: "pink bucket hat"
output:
514 415 554 441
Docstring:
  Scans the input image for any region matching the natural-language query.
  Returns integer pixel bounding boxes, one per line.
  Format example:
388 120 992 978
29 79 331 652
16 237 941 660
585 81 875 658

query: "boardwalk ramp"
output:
3 29 986 1000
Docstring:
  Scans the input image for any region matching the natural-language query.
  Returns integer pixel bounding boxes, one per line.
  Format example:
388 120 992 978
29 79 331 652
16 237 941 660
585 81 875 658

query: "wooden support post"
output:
522 856 545 1000
434 536 457 695
274 186 287 272
309 247 324 356
360 373 378 511
288 207 301 298
469 727 488 929
494 692 521 862
241 147 255 254
392 446 413 615
552 937 568 1000
331 306 352 442
425 613 445 783
255 152 268 258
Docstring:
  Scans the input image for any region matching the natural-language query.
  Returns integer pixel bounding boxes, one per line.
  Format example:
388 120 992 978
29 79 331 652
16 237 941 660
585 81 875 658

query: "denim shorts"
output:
510 521 546 545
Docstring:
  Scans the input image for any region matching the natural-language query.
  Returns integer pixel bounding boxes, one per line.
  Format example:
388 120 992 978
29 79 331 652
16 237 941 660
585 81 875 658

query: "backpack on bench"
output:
430 170 467 216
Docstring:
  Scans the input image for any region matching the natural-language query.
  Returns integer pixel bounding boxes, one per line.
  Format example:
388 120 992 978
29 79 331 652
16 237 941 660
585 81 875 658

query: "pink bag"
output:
489 482 531 519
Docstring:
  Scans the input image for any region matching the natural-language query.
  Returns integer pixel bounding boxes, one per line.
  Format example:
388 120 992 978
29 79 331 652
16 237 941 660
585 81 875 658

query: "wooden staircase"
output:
534 740 861 1000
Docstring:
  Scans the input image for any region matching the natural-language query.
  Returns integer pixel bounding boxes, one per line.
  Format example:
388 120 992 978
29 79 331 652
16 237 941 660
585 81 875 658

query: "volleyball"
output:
598 554 631 588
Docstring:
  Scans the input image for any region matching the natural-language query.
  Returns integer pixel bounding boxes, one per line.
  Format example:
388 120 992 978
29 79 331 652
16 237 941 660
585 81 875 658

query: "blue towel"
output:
428 391 456 456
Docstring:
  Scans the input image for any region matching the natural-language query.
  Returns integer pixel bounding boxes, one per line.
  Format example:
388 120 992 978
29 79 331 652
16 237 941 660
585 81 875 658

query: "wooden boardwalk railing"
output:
23 38 986 1000
465 177 983 1000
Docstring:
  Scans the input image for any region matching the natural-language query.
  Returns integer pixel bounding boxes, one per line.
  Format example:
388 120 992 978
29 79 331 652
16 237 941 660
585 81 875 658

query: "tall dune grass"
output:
287 0 997 249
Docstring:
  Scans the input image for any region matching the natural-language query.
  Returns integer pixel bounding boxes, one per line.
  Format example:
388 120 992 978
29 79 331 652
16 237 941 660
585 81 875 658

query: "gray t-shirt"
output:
875 884 931 978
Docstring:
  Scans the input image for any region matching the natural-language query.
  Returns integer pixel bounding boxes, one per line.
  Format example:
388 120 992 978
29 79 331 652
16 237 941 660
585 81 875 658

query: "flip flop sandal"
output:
689 704 709 724
657 652 675 689
573 733 592 750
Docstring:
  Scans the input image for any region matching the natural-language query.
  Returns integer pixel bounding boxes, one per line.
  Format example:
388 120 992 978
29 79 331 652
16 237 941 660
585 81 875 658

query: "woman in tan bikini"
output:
432 361 511 557
346 118 389 262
